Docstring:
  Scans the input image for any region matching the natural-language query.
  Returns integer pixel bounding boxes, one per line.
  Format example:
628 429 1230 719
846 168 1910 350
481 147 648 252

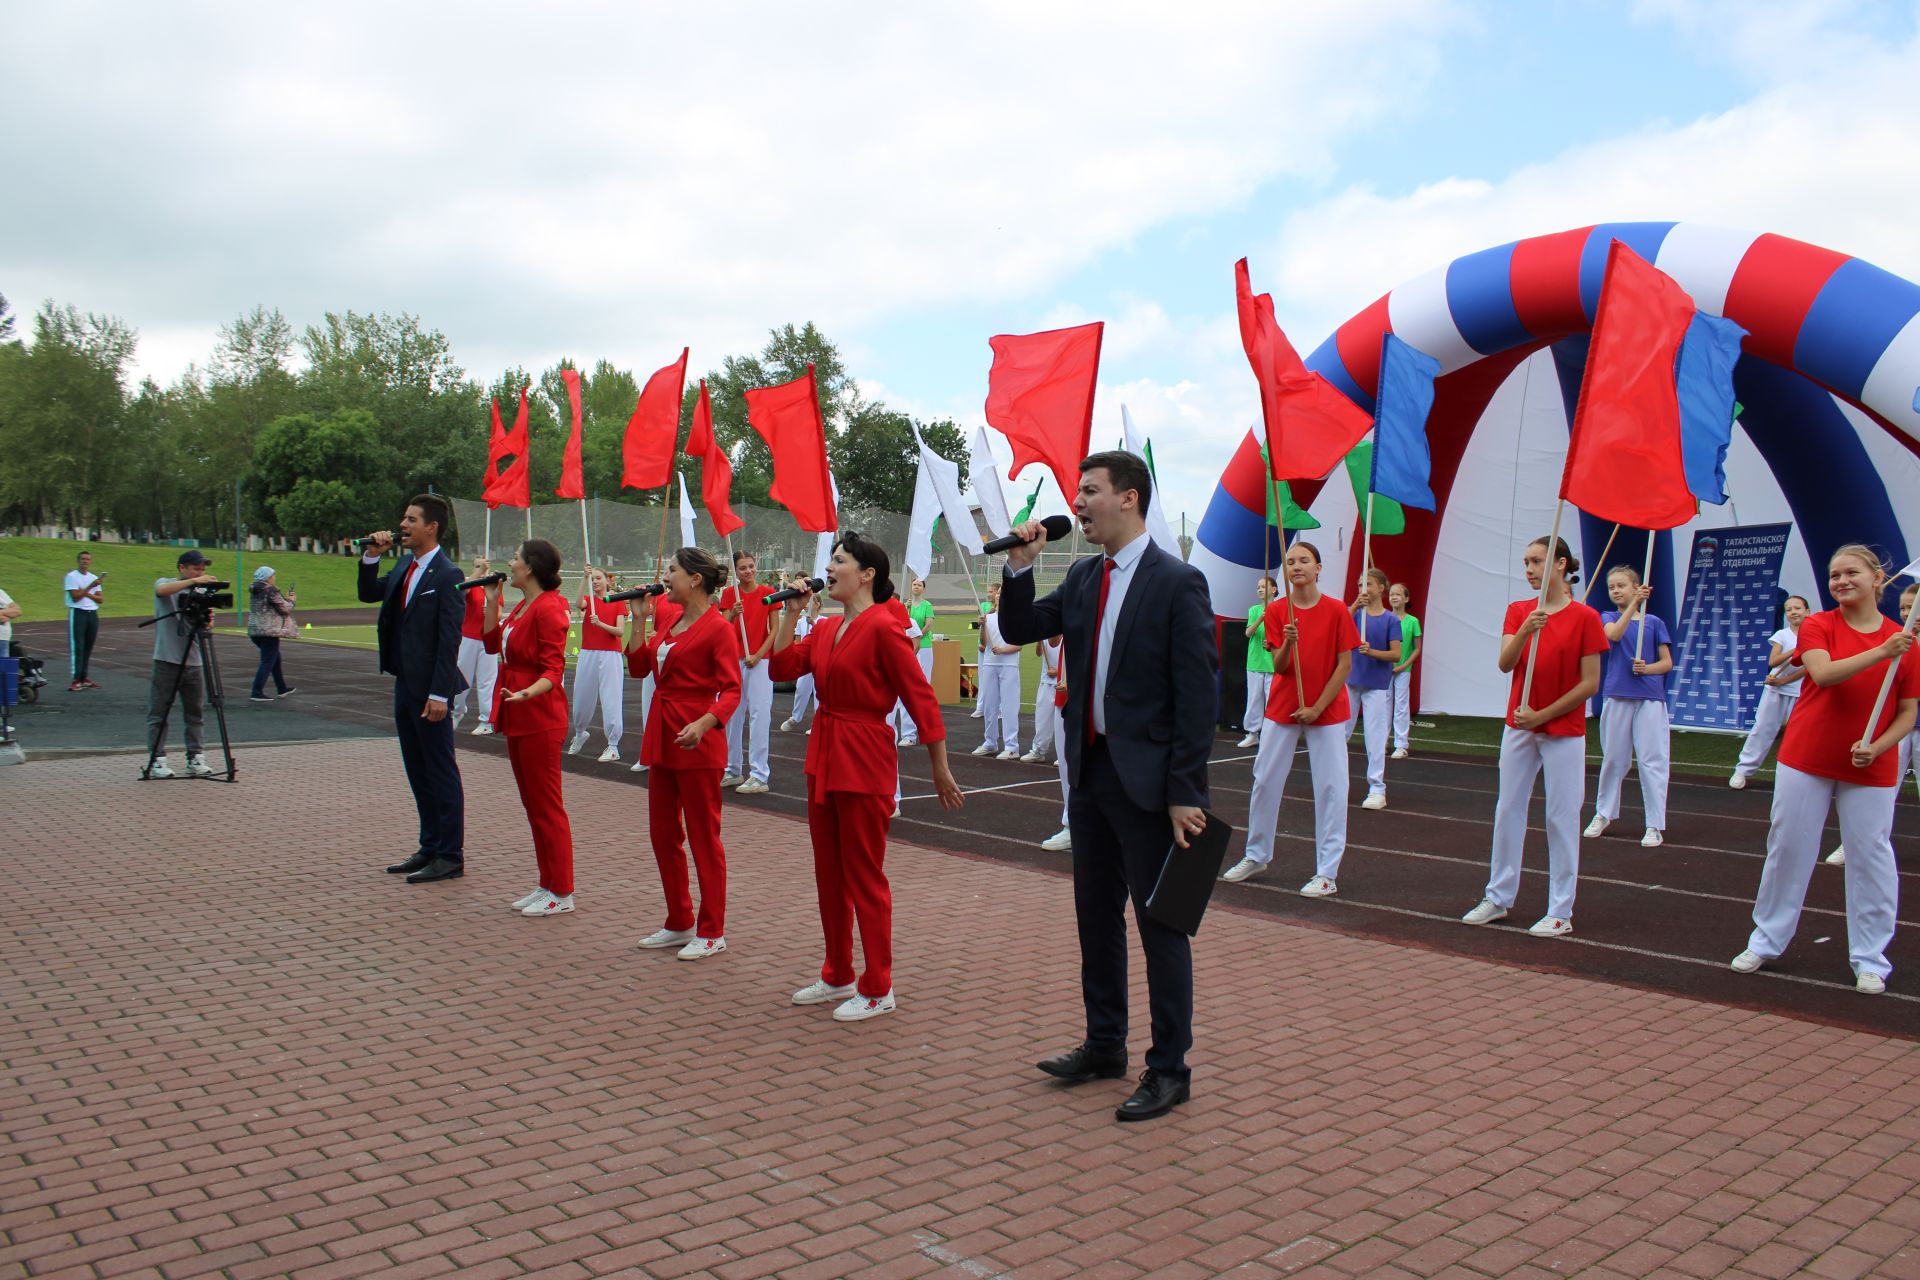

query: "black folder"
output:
1145 811 1234 936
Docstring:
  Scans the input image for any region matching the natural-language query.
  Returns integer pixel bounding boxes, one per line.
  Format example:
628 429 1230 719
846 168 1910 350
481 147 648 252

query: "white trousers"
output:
1347 687 1390 796
1242 671 1271 737
1485 726 1585 920
569 649 624 747
726 660 773 782
1244 721 1350 878
1747 764 1899 979
1594 697 1671 830
792 673 817 722
980 665 1021 752
1054 707 1070 826
894 648 935 744
453 636 499 723
1031 678 1059 760
1733 687 1797 780
1391 668 1412 751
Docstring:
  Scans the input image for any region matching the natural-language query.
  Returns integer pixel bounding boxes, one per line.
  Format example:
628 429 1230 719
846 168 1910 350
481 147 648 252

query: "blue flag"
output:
1674 312 1745 506
1370 333 1441 511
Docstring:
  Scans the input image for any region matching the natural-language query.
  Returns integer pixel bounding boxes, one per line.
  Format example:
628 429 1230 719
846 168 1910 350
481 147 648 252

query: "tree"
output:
684 323 854 510
831 404 969 512
251 409 392 544
0 302 136 530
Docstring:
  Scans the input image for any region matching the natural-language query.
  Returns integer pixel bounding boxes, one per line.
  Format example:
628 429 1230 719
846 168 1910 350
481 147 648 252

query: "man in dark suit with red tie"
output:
359 495 469 883
999 450 1217 1121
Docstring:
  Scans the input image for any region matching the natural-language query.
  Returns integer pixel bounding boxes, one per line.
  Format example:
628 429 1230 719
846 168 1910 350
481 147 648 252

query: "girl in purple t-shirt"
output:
1586 564 1674 847
1347 568 1402 810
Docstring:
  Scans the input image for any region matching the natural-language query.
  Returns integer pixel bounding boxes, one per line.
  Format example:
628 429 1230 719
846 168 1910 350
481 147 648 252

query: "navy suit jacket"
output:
999 537 1216 813
358 551 468 703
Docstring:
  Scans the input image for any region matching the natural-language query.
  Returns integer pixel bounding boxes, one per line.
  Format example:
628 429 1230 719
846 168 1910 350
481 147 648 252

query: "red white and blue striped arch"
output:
1193 221 1920 717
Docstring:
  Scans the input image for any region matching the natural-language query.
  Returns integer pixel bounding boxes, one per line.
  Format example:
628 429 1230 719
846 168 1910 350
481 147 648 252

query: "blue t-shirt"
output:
1348 608 1397 691
1600 610 1672 701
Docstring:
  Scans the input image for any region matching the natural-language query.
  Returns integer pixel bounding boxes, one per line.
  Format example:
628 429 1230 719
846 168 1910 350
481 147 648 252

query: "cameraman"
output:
147 550 221 778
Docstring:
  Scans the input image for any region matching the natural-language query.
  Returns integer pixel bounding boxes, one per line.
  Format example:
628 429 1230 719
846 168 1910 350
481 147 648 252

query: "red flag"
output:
745 364 837 533
555 367 585 500
682 379 743 537
1237 258 1374 483
1560 240 1697 530
483 389 531 509
984 322 1102 503
622 347 688 491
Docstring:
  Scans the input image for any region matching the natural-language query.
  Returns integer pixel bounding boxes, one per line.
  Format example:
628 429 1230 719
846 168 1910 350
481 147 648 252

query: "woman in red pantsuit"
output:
627 547 742 960
482 540 577 917
769 532 964 1022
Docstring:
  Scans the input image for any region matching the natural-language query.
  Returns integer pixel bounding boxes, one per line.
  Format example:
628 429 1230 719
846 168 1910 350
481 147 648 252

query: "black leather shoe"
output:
386 851 432 875
1037 1042 1128 1083
1115 1069 1189 1122
405 856 465 883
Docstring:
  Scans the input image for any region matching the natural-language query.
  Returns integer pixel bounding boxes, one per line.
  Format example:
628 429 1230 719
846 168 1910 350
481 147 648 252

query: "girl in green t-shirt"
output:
1239 575 1278 747
1389 582 1422 758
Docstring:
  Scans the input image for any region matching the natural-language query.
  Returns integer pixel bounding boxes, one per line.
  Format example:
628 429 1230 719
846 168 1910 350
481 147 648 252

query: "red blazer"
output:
627 606 742 770
482 590 570 735
769 604 946 797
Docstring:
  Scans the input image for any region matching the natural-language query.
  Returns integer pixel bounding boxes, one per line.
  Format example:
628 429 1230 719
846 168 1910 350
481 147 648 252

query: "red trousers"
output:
648 767 727 938
507 728 574 896
806 783 894 997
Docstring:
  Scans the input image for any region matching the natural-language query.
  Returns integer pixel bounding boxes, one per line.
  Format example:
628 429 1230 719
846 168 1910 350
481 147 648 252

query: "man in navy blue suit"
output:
359 495 469 883
999 451 1217 1122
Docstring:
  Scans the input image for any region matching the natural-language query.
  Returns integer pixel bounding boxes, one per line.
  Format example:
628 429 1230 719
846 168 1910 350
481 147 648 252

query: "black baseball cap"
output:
177 550 209 566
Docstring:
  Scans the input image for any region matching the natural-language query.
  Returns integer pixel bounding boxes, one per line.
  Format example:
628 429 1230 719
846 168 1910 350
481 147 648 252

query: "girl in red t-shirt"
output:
1462 536 1607 937
1219 541 1358 898
1734 546 1918 994
568 567 631 763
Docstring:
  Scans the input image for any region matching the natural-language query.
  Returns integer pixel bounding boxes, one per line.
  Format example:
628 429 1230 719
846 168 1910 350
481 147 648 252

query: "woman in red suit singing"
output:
770 532 965 1022
627 547 743 960
482 539 577 917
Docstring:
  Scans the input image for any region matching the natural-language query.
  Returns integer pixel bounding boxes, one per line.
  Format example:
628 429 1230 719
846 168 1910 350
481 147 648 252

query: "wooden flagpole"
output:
1518 498 1569 711
484 507 492 562
1582 523 1623 603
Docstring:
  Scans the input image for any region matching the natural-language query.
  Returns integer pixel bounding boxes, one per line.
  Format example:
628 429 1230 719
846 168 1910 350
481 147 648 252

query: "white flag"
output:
1121 405 1183 559
905 462 942 584
676 472 697 550
970 425 1013 539
811 470 841 581
1898 555 1920 584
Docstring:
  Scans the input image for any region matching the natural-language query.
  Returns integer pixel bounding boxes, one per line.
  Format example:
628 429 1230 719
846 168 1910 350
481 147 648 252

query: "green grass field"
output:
2 537 373 623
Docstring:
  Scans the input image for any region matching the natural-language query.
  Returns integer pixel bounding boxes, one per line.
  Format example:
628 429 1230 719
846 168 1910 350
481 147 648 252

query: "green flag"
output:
1012 480 1044 526
1258 445 1320 530
1343 441 1406 536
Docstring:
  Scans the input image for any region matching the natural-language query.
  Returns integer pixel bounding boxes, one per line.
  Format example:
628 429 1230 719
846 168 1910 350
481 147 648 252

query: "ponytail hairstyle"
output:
520 539 563 591
834 531 896 604
1289 540 1323 565
1389 581 1413 609
1829 542 1889 584
1607 563 1641 586
1784 594 1811 611
1364 567 1389 594
1258 574 1279 595
673 545 726 597
1529 535 1580 586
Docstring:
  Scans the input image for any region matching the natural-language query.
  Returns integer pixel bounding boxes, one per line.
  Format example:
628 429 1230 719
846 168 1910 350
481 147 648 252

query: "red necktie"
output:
1085 557 1116 745
399 560 418 608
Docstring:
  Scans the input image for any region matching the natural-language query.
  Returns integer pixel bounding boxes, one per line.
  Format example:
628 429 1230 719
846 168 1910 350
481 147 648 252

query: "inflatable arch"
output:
1192 222 1920 719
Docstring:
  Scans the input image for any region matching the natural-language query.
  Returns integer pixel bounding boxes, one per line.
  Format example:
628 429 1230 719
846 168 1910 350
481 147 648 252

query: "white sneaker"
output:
1730 950 1765 973
1019 751 1044 763
677 936 726 961
1220 857 1265 883
511 888 545 912
833 991 896 1021
472 722 496 736
1528 915 1572 938
899 736 918 748
186 755 213 778
719 774 746 789
996 748 1020 761
1236 734 1258 749
597 746 621 763
567 732 590 755
524 893 574 916
1641 828 1663 848
780 718 799 732
450 713 464 732
1391 747 1409 760
1360 792 1387 811
1299 875 1337 898
1826 845 1846 866
1583 816 1611 838
147 757 175 779
638 927 696 950
791 979 857 1006
1728 774 1747 790
890 806 901 819
1461 899 1508 926
969 707 983 718
970 742 996 756
1040 828 1072 852
735 779 770 795
629 759 648 773
1857 972 1887 995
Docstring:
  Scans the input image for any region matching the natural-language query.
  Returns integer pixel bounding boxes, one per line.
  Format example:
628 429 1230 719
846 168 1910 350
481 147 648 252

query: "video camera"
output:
176 580 235 618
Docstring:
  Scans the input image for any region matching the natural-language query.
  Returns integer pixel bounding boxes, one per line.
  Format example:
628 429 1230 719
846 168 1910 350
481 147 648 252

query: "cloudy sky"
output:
5 0 1917 524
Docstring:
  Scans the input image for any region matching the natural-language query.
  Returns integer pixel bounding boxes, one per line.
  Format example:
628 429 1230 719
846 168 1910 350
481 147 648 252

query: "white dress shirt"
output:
1005 528 1149 738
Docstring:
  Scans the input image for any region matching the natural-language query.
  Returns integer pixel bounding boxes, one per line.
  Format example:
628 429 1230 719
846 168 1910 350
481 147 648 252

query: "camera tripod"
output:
137 606 238 782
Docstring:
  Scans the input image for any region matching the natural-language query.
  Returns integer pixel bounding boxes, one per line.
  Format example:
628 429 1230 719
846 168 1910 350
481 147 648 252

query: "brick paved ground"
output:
5 744 1920 1279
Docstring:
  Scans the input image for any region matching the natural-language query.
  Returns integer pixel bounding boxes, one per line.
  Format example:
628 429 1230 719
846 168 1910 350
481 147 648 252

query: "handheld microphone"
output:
764 577 825 606
352 536 390 549
457 572 507 591
604 583 669 603
980 514 1073 556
